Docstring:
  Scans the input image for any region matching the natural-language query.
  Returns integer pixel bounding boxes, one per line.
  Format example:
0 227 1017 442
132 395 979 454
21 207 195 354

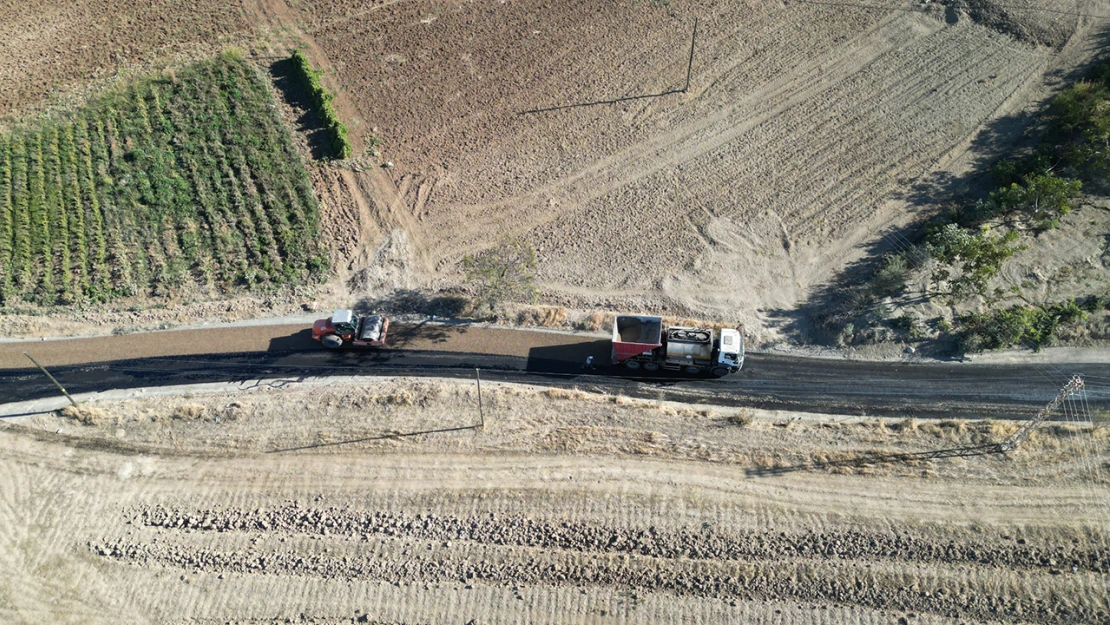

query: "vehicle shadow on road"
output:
267 329 318 351
526 340 611 375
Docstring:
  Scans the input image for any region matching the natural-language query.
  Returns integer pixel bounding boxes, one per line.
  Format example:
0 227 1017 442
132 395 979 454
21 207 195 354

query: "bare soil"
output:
0 0 265 124
2 378 1108 624
289 0 1108 341
2 4 1110 623
1 1 1107 349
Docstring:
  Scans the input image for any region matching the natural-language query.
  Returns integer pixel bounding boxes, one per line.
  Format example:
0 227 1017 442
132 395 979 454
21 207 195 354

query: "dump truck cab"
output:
717 328 745 372
312 309 389 349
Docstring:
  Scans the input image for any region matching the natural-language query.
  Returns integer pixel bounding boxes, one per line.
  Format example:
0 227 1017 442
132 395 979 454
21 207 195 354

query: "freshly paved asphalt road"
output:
1 321 1107 419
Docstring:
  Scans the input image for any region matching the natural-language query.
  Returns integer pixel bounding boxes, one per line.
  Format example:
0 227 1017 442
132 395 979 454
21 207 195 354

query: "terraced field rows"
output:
0 53 325 306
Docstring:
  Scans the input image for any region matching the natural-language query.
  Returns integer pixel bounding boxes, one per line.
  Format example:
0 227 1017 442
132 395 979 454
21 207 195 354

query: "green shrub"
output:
957 299 1087 352
872 253 909 295
890 313 923 339
986 172 1082 229
290 50 352 160
925 223 1022 301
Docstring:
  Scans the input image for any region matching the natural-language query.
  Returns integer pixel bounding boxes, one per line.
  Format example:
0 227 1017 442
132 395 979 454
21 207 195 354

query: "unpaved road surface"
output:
1 416 1107 625
1 322 1107 418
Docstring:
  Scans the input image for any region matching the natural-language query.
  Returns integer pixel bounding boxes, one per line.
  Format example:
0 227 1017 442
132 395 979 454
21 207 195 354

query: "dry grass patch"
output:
988 420 1021 438
580 311 614 332
542 387 589 401
59 404 109 426
171 404 207 421
516 306 568 328
725 410 753 427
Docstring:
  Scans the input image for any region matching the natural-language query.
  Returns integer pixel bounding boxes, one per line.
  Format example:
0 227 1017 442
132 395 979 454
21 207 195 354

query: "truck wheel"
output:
624 360 641 370
684 366 701 374
643 362 660 371
711 367 730 377
321 334 343 349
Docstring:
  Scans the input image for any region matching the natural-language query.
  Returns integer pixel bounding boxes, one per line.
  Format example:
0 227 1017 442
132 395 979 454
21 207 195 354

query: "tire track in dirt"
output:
3 425 1107 625
423 8 922 251
93 527 1106 625
527 16 1054 308
134 504 1110 573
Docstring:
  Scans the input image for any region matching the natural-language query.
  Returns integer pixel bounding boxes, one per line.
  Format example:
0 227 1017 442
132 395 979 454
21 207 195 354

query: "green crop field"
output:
0 51 326 307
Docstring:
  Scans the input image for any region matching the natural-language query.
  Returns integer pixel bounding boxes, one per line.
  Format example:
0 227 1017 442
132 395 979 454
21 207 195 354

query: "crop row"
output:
290 50 352 160
0 53 326 306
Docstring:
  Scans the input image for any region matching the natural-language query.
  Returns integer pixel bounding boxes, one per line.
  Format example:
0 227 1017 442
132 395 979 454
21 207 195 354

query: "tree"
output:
1047 79 1110 173
461 237 538 314
926 223 1022 301
988 173 1082 229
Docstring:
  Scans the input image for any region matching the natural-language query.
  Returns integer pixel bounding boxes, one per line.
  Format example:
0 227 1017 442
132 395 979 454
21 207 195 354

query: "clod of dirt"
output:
171 404 207 421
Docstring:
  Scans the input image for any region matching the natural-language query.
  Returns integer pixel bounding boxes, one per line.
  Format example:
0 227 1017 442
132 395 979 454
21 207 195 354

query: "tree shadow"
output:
267 58 331 161
354 289 471 319
387 319 468 349
773 22 1110 352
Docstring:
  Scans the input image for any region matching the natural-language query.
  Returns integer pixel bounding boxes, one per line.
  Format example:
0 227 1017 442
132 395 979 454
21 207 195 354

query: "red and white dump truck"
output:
611 314 744 376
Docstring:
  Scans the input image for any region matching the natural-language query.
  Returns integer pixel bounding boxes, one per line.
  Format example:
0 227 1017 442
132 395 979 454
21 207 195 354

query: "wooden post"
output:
24 352 79 407
683 17 699 93
475 368 484 429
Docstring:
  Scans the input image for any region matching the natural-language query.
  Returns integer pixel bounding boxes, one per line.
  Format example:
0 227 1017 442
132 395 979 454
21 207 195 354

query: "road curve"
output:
1 322 1106 419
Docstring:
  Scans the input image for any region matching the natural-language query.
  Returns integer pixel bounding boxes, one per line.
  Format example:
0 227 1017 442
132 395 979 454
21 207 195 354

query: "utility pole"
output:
475 368 484 429
24 352 79 407
1000 375 1084 452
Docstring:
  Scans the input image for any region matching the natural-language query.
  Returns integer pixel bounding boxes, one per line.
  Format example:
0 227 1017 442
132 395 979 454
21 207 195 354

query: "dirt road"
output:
1 322 1107 419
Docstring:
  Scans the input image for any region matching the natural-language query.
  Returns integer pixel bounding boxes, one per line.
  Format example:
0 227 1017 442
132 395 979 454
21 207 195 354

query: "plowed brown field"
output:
290 0 1106 336
0 0 1105 339
3 3 1110 624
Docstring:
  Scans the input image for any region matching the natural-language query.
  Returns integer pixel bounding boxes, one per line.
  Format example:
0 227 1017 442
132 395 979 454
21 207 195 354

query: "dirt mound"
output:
947 0 1077 48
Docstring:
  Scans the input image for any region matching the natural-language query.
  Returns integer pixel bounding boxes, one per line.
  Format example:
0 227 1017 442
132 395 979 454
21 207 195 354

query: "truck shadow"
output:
267 329 318 351
526 340 611 375
525 340 709 381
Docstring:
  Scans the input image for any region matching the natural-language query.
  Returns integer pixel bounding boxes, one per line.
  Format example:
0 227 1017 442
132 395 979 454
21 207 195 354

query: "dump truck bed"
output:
612 315 663 361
